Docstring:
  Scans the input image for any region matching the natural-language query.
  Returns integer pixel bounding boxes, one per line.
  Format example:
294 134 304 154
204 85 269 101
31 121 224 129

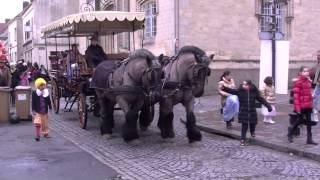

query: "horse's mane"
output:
129 49 155 62
178 46 206 57
177 46 207 63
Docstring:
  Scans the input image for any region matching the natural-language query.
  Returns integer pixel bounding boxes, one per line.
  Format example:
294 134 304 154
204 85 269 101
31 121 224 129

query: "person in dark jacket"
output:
32 78 52 141
222 80 272 146
287 66 317 145
85 35 108 68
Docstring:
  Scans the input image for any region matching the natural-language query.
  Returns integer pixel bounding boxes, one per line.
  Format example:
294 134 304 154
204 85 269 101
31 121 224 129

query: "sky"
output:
0 0 28 23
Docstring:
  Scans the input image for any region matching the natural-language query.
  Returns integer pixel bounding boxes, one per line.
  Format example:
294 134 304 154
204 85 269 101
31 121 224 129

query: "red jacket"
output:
293 75 313 112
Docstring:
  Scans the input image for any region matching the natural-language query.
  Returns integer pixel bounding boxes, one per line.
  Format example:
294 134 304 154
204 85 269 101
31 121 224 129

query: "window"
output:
143 1 157 39
94 0 115 11
116 0 130 51
256 0 294 40
14 28 17 42
24 20 32 42
260 2 284 33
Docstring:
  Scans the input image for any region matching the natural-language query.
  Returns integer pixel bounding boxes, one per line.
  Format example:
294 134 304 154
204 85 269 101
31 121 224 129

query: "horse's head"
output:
190 53 214 97
126 49 162 94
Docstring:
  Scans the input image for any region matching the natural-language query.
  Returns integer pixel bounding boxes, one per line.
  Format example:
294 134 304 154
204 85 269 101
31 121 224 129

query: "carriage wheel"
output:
78 93 88 129
50 80 60 114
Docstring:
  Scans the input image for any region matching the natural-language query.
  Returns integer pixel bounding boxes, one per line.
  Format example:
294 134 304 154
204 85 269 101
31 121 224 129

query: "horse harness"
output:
108 58 161 98
161 54 210 97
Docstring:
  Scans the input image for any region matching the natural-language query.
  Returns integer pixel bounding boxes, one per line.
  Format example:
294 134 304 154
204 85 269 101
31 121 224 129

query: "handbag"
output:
311 112 319 124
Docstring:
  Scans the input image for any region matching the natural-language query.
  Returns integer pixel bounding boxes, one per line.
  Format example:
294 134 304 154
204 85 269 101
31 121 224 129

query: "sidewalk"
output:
183 94 320 162
0 121 118 180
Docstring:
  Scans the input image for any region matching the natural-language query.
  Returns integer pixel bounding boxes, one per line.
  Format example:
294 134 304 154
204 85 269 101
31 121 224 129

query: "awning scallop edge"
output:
41 11 145 34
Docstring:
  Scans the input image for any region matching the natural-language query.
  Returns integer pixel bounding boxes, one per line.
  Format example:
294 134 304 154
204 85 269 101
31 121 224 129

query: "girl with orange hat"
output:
32 78 52 141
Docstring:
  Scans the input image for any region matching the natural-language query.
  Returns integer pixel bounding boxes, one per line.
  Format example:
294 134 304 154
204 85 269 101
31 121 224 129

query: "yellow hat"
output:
35 78 46 89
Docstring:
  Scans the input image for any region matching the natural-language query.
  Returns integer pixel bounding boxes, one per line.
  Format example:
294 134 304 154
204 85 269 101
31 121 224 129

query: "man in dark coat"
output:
0 60 11 87
85 35 108 68
222 80 272 146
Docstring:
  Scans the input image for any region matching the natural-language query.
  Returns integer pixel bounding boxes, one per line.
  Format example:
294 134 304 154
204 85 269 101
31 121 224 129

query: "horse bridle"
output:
160 55 210 99
126 61 162 92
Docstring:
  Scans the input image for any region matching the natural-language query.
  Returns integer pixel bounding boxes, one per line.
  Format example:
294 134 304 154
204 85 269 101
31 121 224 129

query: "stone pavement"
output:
47 99 320 179
188 94 320 162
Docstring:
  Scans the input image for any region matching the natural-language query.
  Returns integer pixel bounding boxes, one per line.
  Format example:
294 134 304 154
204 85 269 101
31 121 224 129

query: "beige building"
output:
130 0 320 62
21 0 80 68
39 0 320 92
125 0 320 92
73 0 320 92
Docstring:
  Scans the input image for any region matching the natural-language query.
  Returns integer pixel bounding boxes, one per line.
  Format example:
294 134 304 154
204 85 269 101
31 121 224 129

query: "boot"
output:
287 127 293 143
307 133 318 145
226 121 232 129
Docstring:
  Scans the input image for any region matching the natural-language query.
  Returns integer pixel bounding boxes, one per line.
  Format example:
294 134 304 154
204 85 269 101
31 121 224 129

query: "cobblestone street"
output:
49 95 320 179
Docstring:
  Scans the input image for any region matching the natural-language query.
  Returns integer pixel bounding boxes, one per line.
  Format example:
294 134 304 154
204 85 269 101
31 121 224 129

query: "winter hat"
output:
35 78 46 89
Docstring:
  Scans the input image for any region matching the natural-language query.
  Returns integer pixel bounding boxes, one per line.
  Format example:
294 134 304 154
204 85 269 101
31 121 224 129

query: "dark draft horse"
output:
158 46 214 143
91 49 162 142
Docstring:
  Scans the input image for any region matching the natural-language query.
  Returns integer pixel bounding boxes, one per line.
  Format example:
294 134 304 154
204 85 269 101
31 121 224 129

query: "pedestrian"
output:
31 62 40 81
0 58 11 87
287 66 318 145
260 76 276 124
39 65 49 81
311 50 320 122
32 78 52 141
19 63 29 86
222 80 272 146
218 70 239 128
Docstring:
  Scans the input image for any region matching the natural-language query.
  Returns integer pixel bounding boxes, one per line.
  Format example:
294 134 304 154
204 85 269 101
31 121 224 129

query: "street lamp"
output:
268 0 290 83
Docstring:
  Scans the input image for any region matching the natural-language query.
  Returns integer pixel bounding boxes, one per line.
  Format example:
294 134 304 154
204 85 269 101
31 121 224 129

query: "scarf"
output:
36 88 49 97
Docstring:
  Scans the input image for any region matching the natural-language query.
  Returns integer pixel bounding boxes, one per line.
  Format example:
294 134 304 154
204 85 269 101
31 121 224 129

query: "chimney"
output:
5 19 10 23
23 1 29 9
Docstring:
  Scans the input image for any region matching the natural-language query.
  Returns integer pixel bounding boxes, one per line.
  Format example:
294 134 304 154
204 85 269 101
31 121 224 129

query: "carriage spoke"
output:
78 93 88 129
50 80 60 114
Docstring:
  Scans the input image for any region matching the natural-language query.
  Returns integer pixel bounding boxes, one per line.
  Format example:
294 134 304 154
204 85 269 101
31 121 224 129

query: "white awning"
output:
41 11 145 37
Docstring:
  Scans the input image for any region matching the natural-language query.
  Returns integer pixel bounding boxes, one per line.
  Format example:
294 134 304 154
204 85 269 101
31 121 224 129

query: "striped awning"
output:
41 11 145 37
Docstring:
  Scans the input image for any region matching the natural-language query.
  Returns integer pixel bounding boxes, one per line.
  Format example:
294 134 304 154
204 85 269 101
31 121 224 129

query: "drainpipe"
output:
271 1 276 84
174 0 179 54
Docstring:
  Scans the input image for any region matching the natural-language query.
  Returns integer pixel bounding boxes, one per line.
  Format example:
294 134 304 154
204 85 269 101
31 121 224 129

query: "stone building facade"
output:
127 0 320 93
21 0 80 68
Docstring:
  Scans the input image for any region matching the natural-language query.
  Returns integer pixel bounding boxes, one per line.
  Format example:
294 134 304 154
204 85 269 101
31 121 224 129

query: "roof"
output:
0 23 8 34
41 11 145 38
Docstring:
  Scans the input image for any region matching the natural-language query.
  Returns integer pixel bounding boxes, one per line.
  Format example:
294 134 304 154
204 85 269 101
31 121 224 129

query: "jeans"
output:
313 85 320 111
223 95 239 122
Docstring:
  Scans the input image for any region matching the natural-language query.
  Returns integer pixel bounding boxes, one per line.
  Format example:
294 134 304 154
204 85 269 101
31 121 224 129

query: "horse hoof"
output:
127 139 141 145
100 126 112 135
161 130 175 139
102 134 113 139
140 126 148 132
123 133 139 142
189 141 201 147
162 138 174 143
187 130 202 143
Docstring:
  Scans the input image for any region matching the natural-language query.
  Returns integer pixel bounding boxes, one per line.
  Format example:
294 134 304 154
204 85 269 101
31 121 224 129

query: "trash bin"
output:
0 87 11 122
15 86 32 121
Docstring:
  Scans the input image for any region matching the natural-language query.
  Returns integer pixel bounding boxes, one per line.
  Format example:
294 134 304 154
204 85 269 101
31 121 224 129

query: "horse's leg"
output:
118 97 143 142
158 99 175 139
139 102 154 131
97 91 114 136
183 97 202 143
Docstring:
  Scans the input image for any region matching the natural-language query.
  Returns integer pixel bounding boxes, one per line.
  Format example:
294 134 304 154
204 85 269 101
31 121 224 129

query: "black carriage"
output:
41 11 145 129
